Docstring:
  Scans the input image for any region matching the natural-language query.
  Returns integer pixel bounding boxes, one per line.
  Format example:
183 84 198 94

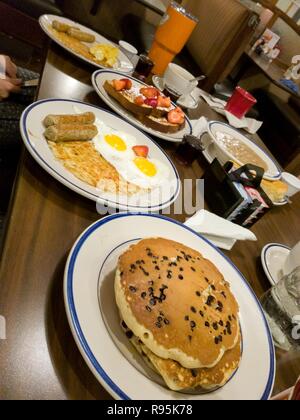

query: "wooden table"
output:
0 42 300 400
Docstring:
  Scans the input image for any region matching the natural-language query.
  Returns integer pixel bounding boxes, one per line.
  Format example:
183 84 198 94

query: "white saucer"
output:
272 198 289 207
261 243 291 286
152 75 199 110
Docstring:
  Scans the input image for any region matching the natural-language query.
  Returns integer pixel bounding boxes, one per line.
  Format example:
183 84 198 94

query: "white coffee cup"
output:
163 63 198 96
118 40 139 67
283 241 300 275
281 172 300 198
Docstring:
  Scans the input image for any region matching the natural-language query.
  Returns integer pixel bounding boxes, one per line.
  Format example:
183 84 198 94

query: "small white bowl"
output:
281 172 300 198
118 40 138 66
204 121 282 181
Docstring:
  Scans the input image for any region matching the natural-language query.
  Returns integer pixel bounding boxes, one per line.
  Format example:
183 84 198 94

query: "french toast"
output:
103 79 186 134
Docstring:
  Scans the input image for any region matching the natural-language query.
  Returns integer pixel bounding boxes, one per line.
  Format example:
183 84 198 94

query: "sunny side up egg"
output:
121 157 170 189
93 121 136 162
93 121 170 190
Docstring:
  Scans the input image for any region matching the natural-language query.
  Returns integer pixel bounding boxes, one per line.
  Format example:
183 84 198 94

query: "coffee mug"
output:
281 172 300 198
283 241 300 275
163 63 198 97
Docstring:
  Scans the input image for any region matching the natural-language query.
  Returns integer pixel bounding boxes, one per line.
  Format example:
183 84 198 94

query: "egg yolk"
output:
134 157 157 177
105 134 127 151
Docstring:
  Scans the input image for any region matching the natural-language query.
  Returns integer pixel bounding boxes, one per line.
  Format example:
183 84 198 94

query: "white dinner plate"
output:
39 14 133 73
64 213 275 400
261 243 291 286
20 99 180 212
92 70 193 143
202 121 282 181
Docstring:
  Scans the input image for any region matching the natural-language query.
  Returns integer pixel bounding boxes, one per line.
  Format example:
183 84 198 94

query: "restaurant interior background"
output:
0 0 300 401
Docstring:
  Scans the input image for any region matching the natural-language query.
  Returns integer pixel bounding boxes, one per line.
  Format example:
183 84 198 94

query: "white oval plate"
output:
39 14 133 74
206 121 282 181
64 213 275 400
92 70 192 143
261 243 291 286
20 99 180 212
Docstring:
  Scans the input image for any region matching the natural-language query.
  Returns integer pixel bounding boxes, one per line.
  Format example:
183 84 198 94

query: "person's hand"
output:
0 78 22 100
2 55 18 79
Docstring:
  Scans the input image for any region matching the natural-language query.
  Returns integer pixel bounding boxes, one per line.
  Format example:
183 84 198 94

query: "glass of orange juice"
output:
149 1 198 75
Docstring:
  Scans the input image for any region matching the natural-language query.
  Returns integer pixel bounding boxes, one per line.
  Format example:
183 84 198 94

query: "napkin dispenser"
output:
204 159 273 228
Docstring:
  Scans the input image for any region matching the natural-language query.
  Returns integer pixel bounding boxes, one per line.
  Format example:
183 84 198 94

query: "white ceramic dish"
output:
20 99 180 212
261 243 291 286
39 14 133 73
201 121 282 181
152 75 199 110
281 172 300 198
64 213 275 400
272 198 289 207
92 70 192 143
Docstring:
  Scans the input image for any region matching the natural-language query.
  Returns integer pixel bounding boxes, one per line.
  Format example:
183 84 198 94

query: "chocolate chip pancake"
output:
115 238 240 370
121 321 241 392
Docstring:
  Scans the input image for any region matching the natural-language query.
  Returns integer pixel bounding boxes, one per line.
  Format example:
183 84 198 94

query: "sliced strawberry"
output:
120 78 132 90
132 145 149 158
113 79 127 91
134 95 145 106
144 98 158 108
140 87 159 98
168 108 185 125
157 96 171 109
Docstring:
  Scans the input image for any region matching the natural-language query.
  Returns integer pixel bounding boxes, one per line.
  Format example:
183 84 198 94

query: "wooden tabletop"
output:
0 42 299 400
245 50 300 98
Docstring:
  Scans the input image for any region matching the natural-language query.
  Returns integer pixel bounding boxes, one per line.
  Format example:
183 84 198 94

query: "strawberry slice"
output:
132 145 149 158
144 98 158 108
157 96 171 109
140 87 159 98
120 78 132 90
113 79 127 91
168 107 185 125
135 95 145 106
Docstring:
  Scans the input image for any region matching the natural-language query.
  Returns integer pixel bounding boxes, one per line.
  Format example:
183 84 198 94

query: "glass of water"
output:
261 267 300 352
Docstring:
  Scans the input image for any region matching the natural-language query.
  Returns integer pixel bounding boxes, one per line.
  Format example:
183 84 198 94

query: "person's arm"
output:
0 55 21 100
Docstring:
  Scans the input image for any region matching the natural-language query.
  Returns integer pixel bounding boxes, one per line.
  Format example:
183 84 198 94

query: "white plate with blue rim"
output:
39 14 133 73
92 70 193 143
20 99 180 212
64 213 275 400
261 243 291 286
200 121 282 181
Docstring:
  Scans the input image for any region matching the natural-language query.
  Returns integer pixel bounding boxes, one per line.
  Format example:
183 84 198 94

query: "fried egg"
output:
93 121 136 162
118 157 170 189
93 120 170 190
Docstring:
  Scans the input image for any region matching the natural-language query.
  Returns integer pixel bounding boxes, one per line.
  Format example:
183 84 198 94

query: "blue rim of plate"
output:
207 121 282 180
66 213 276 401
92 69 193 139
20 98 180 211
262 243 291 286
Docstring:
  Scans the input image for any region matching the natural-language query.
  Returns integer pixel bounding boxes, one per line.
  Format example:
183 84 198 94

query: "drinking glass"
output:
225 87 257 119
148 1 198 75
261 267 300 352
133 54 154 83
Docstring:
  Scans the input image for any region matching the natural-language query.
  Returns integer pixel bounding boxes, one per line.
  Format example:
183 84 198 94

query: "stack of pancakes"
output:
115 238 241 392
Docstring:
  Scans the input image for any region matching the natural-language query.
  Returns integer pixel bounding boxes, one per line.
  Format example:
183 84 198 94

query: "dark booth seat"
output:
1 0 63 19
254 89 300 171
